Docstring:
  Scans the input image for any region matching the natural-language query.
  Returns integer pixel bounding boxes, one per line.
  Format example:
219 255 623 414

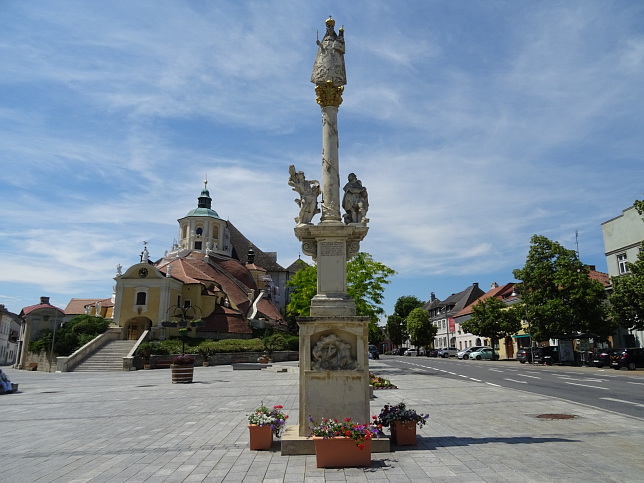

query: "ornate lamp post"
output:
161 305 203 355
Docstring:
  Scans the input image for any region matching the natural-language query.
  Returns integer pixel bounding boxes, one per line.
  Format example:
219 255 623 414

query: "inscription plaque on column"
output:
317 241 346 293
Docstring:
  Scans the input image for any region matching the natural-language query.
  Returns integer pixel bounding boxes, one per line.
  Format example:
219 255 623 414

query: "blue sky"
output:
1 1 643 319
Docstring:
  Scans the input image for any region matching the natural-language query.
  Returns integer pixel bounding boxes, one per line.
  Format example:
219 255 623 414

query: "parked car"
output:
438 347 458 358
611 348 644 371
404 348 425 356
593 348 618 368
391 348 405 356
532 346 559 365
368 345 380 360
516 347 533 363
469 348 499 360
457 346 488 360
426 348 439 357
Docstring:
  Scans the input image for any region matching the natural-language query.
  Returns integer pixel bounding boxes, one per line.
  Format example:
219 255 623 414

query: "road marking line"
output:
516 374 541 379
469 378 481 382
486 382 501 386
488 369 504 373
504 378 527 384
458 375 468 378
564 382 608 390
601 397 644 408
558 376 606 382
627 381 644 386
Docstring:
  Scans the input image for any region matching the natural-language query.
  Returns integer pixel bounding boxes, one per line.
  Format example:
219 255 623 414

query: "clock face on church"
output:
138 268 148 278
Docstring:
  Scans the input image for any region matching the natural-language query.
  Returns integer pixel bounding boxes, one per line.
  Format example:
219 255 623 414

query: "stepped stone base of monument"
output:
280 425 390 455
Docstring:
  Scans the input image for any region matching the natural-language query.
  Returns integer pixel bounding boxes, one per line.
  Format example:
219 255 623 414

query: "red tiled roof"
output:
198 305 252 334
20 303 65 317
455 283 516 318
64 298 104 315
588 269 610 287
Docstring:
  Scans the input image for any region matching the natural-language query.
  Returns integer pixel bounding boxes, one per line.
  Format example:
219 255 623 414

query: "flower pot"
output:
391 420 417 446
171 365 194 383
313 437 372 468
248 424 273 450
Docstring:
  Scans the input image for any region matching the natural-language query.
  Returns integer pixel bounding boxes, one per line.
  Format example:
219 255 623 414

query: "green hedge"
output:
136 335 299 357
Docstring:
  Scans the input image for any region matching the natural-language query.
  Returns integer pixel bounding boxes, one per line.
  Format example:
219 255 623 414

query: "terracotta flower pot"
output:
171 365 194 383
391 420 417 446
248 424 273 450
313 437 372 468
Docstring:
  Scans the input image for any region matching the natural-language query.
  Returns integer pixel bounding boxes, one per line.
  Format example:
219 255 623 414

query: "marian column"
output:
283 18 384 451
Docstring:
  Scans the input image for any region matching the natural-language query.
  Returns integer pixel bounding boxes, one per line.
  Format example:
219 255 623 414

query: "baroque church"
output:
112 182 287 341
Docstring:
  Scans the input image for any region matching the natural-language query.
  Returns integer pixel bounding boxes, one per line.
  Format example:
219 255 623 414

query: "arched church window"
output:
196 227 203 236
136 292 147 306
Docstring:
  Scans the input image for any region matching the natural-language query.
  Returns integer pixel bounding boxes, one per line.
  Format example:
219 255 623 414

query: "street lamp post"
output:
48 309 61 373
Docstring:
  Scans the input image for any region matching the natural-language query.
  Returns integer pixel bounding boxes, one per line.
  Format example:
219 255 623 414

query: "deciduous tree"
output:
406 307 437 352
512 235 611 341
286 252 396 324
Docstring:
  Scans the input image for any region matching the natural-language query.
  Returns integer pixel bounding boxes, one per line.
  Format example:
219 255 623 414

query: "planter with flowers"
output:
309 417 379 468
170 355 195 383
374 402 428 446
247 403 288 450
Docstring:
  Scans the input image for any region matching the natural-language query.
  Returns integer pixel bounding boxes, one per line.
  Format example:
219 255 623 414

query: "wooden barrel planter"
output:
171 365 194 383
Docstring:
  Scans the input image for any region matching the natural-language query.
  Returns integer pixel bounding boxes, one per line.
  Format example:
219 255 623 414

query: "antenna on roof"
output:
575 230 580 259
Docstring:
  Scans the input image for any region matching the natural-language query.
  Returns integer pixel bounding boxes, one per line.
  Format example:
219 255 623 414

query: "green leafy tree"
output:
386 314 405 348
286 252 396 323
406 307 437 352
394 296 424 319
460 297 521 350
369 322 385 346
347 252 397 323
512 235 612 341
286 264 318 317
28 314 110 356
386 295 424 347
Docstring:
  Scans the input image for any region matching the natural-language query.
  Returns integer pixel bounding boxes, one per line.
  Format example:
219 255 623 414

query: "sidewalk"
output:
2 362 643 482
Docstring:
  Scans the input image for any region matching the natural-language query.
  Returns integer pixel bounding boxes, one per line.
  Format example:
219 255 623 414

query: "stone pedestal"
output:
296 315 370 437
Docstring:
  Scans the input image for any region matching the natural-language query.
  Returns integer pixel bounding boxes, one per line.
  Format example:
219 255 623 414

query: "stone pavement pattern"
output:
2 362 643 482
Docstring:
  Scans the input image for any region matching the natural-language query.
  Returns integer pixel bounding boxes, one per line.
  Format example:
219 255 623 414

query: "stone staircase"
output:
72 340 137 372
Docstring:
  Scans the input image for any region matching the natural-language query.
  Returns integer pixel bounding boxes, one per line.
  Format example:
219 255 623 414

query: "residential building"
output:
602 204 644 347
0 304 21 366
424 283 485 349
17 297 65 370
454 282 519 358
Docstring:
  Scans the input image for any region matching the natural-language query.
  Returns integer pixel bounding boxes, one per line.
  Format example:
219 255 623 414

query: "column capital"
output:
315 81 344 107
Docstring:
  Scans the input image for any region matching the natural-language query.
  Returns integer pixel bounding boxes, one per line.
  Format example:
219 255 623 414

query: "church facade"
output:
112 183 286 341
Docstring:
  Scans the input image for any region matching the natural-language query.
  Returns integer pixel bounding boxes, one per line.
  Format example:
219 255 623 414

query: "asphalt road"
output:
380 355 644 419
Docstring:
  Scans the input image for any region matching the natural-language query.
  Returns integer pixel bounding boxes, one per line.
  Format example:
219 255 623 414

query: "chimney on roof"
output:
40 296 50 305
247 246 255 264
430 292 436 302
473 283 478 289
491 282 499 289
588 265 596 271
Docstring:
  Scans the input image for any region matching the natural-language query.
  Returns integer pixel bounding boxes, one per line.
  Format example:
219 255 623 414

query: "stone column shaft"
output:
320 106 341 222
